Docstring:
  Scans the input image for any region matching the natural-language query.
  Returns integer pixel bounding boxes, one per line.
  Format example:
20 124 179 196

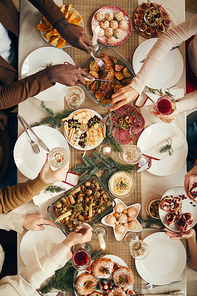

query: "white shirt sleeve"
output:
176 90 197 114
0 207 26 233
0 240 72 296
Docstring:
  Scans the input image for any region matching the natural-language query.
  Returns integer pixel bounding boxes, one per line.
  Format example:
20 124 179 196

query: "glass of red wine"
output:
71 244 91 271
154 95 176 115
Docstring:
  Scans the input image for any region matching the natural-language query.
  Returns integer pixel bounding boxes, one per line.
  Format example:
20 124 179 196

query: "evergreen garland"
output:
103 119 122 153
32 101 72 128
71 151 135 186
138 215 164 229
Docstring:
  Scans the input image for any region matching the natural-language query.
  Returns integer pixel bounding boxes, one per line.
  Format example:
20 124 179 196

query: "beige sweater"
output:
130 14 197 114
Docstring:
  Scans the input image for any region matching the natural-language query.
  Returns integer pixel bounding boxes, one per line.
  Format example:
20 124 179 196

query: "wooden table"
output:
17 0 187 295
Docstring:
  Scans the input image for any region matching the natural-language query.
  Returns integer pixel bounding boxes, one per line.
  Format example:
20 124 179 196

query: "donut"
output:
91 258 114 279
105 27 113 37
106 36 117 46
76 273 97 295
113 28 125 39
108 287 127 296
96 11 105 22
114 203 124 213
106 214 116 225
110 20 119 29
127 206 138 218
114 11 124 21
100 20 109 29
105 12 114 21
113 266 134 288
119 20 128 30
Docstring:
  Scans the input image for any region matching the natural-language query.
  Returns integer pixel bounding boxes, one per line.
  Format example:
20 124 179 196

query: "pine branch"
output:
103 123 122 153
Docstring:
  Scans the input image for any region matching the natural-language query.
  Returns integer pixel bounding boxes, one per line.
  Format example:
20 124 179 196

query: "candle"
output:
98 232 106 250
92 25 100 45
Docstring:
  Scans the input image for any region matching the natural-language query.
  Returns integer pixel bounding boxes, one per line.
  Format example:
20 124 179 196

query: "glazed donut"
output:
113 266 134 288
76 273 97 295
91 258 114 279
108 287 127 296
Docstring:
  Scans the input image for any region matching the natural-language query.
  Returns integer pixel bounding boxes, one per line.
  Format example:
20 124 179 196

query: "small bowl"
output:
146 198 160 219
144 7 163 27
108 171 135 198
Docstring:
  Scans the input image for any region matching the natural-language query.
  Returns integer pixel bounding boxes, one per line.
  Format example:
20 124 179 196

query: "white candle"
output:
98 232 106 250
92 25 100 45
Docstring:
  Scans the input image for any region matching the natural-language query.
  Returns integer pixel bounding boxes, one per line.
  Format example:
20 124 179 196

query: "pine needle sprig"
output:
103 122 122 153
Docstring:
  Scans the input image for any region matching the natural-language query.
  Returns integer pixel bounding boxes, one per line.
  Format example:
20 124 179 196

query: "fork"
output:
17 115 40 154
90 53 105 71
145 280 183 290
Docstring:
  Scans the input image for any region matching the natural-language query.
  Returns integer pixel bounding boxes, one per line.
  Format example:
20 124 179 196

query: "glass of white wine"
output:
118 145 142 165
124 232 149 260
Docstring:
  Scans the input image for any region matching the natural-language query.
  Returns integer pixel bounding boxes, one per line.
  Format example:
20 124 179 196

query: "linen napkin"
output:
134 86 184 107
143 134 184 160
33 172 79 206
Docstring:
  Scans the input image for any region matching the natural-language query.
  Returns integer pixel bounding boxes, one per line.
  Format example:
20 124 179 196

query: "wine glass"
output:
71 243 91 271
92 224 107 250
124 232 149 260
118 145 142 165
154 95 176 115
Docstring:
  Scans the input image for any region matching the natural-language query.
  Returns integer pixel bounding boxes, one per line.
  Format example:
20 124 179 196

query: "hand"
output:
63 223 92 249
184 165 197 197
164 227 195 240
39 154 68 184
23 213 57 231
110 86 139 111
46 63 94 86
0 111 8 130
151 107 177 123
54 18 92 54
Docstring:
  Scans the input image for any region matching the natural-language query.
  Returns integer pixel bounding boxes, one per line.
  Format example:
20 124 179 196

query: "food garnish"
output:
159 138 173 156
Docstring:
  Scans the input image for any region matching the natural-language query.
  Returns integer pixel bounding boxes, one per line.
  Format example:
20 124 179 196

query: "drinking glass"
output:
71 243 91 271
48 147 69 171
154 95 176 115
65 86 85 110
124 233 149 260
118 145 142 165
92 224 107 250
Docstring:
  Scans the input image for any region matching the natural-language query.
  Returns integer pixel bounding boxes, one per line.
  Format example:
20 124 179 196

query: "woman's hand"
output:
63 223 92 249
184 165 197 197
110 86 139 111
164 227 195 240
151 107 177 123
46 63 94 86
23 213 57 231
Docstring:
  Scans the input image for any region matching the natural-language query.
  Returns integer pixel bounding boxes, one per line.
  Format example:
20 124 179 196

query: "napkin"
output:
134 86 184 107
33 172 79 206
143 134 184 160
0 244 5 273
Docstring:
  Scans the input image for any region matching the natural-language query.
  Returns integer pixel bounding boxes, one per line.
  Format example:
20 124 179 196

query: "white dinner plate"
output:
159 186 197 232
137 123 188 176
135 232 186 285
132 38 184 89
20 226 66 265
14 126 70 179
21 47 75 101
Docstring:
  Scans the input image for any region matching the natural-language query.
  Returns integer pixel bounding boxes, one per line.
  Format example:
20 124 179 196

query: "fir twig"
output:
138 215 164 228
44 185 64 193
103 122 122 153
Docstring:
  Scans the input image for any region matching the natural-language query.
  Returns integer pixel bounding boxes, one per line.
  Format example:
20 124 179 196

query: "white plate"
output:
40 7 84 48
21 47 75 101
20 226 66 265
101 198 142 241
132 38 184 89
137 123 188 176
14 126 70 179
159 186 197 232
63 108 105 151
135 232 186 285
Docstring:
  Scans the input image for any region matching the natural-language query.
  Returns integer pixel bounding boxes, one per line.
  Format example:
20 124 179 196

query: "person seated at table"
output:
110 14 197 113
165 165 197 270
0 224 92 296
0 0 93 111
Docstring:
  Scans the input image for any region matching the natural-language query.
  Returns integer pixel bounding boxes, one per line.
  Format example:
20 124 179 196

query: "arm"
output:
0 225 92 296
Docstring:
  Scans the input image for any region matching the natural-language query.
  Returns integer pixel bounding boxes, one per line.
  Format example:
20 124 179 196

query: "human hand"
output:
39 154 68 184
110 86 139 111
151 107 177 123
184 165 197 197
63 223 92 249
0 111 8 130
46 63 94 86
164 227 195 240
23 213 57 231
54 18 92 54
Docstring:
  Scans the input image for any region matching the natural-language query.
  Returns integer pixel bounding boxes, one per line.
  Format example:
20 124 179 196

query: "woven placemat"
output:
63 0 142 294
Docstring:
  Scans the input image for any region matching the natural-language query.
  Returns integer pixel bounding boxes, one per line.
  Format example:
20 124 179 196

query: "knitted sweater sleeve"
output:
0 174 49 214
129 14 197 94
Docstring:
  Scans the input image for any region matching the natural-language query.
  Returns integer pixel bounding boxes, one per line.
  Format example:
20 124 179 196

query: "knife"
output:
20 116 50 152
84 77 113 83
137 156 150 172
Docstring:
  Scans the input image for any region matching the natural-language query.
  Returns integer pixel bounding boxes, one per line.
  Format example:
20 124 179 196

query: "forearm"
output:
176 90 197 114
0 70 52 109
0 174 49 214
187 231 197 270
0 208 26 233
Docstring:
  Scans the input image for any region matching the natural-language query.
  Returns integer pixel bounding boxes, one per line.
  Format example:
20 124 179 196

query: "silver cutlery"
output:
140 46 180 63
84 77 113 83
17 115 40 154
19 116 50 152
145 281 183 290
71 219 97 235
90 53 105 71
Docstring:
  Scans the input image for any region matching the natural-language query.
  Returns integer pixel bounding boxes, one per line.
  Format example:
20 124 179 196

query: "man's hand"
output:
110 86 139 111
184 165 197 197
39 154 68 184
54 18 92 54
0 111 8 130
46 63 94 86
23 213 57 231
